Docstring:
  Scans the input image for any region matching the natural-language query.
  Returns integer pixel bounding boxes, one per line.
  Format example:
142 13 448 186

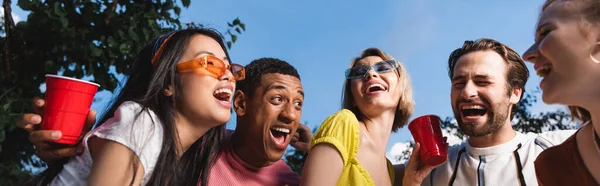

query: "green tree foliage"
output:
0 0 245 184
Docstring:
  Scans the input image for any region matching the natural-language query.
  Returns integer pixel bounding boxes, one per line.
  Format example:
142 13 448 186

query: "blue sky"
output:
10 0 565 154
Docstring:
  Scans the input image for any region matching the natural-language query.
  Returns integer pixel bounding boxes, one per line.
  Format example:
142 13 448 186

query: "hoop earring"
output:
589 42 600 63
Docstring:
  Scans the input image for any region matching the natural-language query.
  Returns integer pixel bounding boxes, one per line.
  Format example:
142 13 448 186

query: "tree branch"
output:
2 0 14 79
104 0 118 25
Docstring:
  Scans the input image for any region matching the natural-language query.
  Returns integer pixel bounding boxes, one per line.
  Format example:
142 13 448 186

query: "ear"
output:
233 90 247 116
164 86 173 97
509 87 523 105
590 41 600 63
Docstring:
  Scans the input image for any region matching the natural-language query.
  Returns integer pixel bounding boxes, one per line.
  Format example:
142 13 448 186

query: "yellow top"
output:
311 109 395 186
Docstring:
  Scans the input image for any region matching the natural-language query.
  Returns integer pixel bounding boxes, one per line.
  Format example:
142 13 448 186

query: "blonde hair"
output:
542 0 598 123
341 48 415 132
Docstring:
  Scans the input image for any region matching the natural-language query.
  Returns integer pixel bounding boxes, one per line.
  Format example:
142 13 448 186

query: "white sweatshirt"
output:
422 130 575 186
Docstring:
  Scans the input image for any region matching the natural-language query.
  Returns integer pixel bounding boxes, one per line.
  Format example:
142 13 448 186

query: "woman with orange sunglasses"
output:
30 28 245 186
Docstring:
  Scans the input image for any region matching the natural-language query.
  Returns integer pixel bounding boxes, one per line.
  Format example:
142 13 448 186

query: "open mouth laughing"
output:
363 81 388 95
460 104 488 121
213 86 233 108
269 126 292 150
535 63 552 78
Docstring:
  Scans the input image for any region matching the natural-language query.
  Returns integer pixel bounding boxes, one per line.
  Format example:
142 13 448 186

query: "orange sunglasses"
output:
177 55 246 81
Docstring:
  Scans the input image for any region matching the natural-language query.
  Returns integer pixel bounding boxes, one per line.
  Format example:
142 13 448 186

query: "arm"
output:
87 136 145 186
300 143 343 186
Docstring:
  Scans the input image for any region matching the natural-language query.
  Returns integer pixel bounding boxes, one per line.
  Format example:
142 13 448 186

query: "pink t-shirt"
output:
205 132 301 186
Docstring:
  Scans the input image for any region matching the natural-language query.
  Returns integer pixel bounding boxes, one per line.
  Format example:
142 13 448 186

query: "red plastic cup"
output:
408 115 448 166
42 75 100 145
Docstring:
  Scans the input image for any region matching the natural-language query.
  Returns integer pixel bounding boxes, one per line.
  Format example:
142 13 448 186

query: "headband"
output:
151 30 178 68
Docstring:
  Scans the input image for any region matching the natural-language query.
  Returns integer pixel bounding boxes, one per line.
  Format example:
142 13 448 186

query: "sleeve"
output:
536 129 577 149
310 109 360 167
85 101 164 172
386 159 395 184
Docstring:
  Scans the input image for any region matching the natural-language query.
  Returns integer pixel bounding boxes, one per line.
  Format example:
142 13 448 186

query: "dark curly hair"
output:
236 57 300 97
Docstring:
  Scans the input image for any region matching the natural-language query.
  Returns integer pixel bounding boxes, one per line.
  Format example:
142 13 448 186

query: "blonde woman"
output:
300 48 414 186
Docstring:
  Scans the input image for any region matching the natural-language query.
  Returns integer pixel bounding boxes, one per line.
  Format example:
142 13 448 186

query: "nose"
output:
278 102 299 125
219 69 234 82
364 68 379 80
522 44 539 63
461 81 478 100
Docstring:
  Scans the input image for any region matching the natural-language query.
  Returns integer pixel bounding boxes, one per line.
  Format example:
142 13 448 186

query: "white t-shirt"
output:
50 101 164 186
422 130 575 186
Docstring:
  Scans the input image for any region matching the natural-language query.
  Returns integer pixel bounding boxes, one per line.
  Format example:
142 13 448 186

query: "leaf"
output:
235 27 241 34
174 7 181 15
227 22 233 27
119 43 130 53
60 17 69 27
17 0 33 11
233 18 241 25
181 0 191 8
54 2 67 16
231 35 237 43
89 43 102 57
107 36 116 47
240 23 246 31
118 30 126 38
227 41 232 49
128 27 139 42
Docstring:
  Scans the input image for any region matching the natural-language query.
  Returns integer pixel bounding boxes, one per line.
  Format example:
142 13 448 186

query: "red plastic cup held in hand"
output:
42 75 99 145
408 115 448 166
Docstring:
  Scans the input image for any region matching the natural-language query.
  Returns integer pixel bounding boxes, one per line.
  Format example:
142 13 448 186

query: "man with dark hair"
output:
207 57 307 185
401 38 575 186
18 57 310 186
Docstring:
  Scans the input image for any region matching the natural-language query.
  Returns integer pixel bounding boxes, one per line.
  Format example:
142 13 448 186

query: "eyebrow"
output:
297 90 305 97
535 21 550 37
452 75 465 82
267 84 304 97
194 51 229 61
452 74 490 82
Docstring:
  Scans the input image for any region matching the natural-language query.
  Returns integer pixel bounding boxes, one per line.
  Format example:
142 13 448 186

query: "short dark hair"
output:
236 57 300 97
447 38 529 120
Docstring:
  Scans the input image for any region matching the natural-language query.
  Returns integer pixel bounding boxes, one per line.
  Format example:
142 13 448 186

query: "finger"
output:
53 146 85 158
418 164 438 178
36 146 82 163
32 97 45 115
296 124 307 132
301 130 313 141
79 110 96 138
17 114 43 132
291 135 299 143
406 142 422 171
29 130 62 144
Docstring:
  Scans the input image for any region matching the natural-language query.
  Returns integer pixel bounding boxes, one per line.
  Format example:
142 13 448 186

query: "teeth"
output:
461 105 485 110
367 84 386 92
271 127 290 134
536 64 552 78
214 88 232 95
